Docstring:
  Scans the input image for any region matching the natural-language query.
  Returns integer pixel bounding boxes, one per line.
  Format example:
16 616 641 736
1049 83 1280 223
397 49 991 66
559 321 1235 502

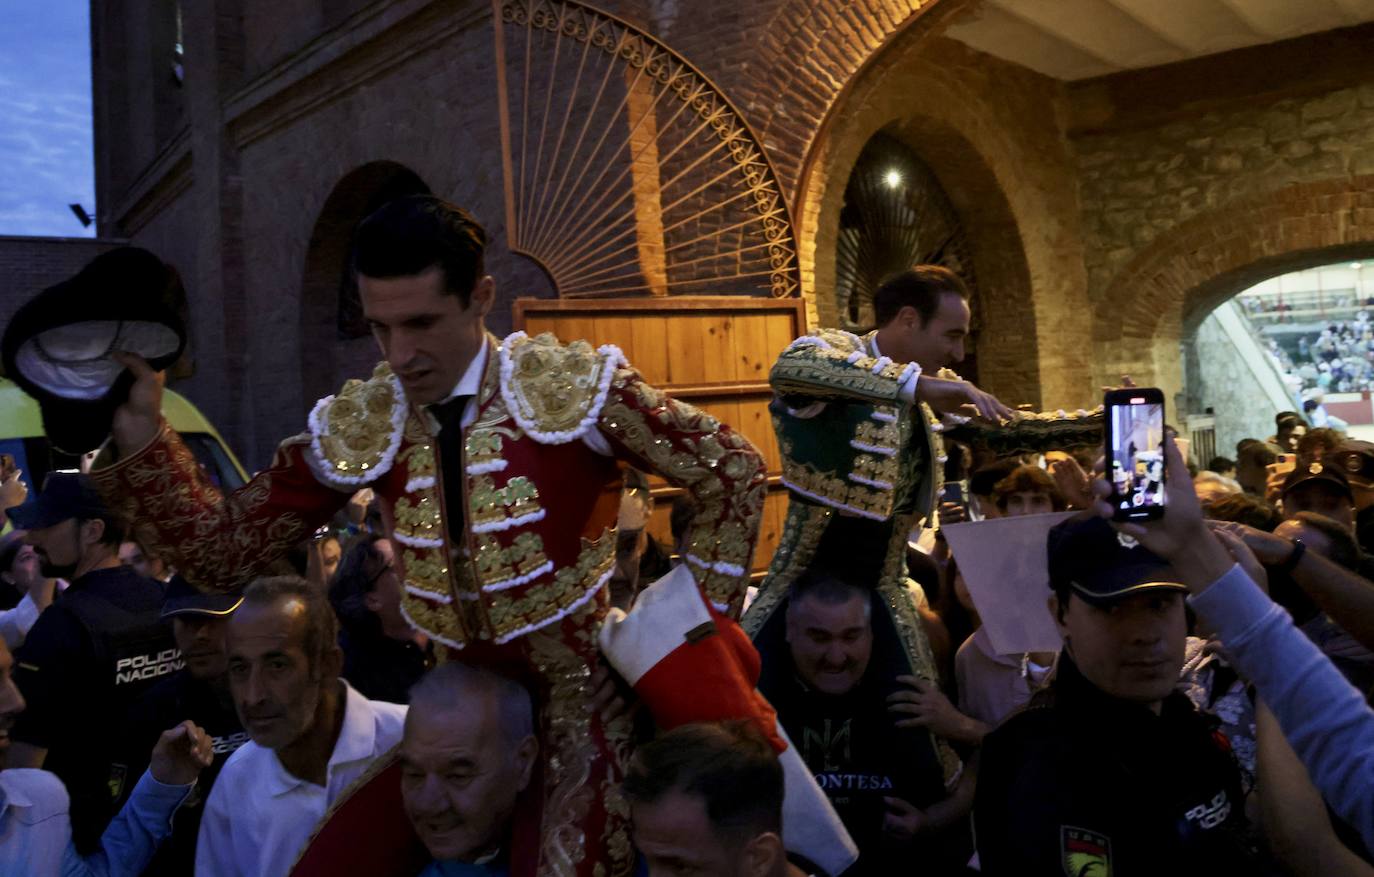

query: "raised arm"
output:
598 368 767 618
101 356 347 592
92 422 348 592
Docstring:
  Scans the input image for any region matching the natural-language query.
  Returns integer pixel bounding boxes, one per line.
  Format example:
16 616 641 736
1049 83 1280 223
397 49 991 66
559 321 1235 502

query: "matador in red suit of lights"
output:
94 324 767 876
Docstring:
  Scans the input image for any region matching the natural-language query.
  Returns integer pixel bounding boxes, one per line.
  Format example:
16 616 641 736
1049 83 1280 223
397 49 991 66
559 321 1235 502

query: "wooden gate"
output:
513 295 805 579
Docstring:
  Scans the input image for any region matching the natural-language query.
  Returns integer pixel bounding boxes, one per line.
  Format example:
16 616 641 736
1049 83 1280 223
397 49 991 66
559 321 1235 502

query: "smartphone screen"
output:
1105 389 1166 521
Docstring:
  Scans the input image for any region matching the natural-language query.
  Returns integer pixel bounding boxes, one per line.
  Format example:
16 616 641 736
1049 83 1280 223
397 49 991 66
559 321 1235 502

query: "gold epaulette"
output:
306 362 408 487
498 331 628 445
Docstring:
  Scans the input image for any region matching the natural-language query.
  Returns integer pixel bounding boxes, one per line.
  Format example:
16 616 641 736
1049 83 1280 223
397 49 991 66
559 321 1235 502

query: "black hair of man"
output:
85 510 128 548
328 534 385 631
871 264 970 328
0 539 22 579
787 567 870 620
1207 456 1235 473
1297 428 1344 465
970 459 1020 499
408 661 534 744
1275 411 1307 432
622 721 783 842
352 195 488 307
1236 440 1277 470
669 495 696 546
1288 511 1363 572
1202 493 1282 532
241 575 340 676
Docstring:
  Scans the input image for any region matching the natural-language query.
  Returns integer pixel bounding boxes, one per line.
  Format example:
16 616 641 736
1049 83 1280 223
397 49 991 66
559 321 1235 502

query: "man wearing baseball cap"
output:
1280 459 1355 532
123 576 247 876
973 515 1256 875
4 472 176 852
1327 439 1374 555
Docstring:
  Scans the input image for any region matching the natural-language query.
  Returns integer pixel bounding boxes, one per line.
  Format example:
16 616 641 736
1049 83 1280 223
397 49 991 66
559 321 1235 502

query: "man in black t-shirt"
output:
124 576 247 876
5 473 177 853
757 568 968 875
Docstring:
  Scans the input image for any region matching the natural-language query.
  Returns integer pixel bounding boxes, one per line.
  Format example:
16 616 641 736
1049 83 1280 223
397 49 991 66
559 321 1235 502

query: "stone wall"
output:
795 32 1092 410
1070 26 1374 400
1187 305 1287 460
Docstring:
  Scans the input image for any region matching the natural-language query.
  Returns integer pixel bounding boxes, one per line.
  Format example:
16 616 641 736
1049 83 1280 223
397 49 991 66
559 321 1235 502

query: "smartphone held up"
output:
1104 388 1167 521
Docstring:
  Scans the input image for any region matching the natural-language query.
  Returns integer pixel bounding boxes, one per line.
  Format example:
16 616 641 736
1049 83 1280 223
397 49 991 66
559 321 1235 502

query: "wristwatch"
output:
1278 537 1306 573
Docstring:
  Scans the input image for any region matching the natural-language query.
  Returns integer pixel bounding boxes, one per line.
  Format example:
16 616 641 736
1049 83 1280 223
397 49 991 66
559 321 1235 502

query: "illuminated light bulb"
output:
884 169 902 189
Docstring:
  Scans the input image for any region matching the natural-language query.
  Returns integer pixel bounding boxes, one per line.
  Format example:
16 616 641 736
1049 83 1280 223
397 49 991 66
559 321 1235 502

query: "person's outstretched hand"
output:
1048 456 1093 510
916 376 1014 424
111 351 165 456
149 720 213 786
1089 433 1233 592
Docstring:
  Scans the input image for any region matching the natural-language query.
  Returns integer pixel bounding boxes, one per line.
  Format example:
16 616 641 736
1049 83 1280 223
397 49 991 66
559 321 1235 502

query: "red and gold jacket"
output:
94 331 766 644
94 331 766 877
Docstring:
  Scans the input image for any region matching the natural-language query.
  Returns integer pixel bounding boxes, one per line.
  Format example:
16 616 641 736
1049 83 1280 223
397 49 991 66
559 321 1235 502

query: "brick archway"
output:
1091 175 1374 396
790 21 1091 408
300 161 431 406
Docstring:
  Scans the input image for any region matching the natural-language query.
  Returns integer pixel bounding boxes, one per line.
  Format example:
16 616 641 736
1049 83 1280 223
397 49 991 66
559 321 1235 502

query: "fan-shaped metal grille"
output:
493 0 800 298
836 133 975 330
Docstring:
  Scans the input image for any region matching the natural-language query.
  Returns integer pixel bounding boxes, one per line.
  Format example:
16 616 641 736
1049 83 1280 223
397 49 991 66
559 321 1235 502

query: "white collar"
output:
265 680 378 796
437 341 489 405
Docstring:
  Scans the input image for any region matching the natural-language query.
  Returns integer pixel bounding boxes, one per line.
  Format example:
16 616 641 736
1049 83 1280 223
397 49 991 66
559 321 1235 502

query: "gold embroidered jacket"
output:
769 327 942 523
745 327 962 787
93 332 767 646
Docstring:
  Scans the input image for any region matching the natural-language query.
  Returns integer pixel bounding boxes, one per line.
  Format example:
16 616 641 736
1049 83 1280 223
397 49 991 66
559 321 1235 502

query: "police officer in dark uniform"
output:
974 516 1262 876
5 473 177 853
123 575 248 876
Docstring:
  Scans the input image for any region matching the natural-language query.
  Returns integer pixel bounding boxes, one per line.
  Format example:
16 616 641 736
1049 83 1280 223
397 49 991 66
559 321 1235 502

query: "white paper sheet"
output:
941 512 1075 655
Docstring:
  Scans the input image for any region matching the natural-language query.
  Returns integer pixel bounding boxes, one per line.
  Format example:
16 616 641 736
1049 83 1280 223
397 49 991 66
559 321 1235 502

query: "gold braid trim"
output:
770 329 911 404
600 370 766 615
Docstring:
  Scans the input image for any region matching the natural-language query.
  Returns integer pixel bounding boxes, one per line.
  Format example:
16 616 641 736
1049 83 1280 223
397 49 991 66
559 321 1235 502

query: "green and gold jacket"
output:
743 327 962 785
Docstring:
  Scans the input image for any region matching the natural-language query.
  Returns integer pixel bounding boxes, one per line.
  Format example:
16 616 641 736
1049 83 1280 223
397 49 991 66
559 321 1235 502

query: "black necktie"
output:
430 395 471 545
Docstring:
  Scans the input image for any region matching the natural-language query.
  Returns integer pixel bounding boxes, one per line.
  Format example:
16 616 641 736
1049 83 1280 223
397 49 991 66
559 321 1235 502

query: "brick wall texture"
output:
86 0 1374 467
0 237 122 333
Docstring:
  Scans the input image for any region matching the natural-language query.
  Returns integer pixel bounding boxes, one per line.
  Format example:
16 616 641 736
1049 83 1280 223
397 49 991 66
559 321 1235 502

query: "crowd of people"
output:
0 197 1372 877
1262 312 1374 412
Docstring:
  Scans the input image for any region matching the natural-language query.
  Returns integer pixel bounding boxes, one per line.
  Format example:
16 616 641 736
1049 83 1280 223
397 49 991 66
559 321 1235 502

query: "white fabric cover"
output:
15 320 179 400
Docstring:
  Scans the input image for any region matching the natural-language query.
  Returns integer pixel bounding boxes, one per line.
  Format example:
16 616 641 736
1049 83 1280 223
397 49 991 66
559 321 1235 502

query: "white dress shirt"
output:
424 340 613 455
194 681 407 877
0 592 42 650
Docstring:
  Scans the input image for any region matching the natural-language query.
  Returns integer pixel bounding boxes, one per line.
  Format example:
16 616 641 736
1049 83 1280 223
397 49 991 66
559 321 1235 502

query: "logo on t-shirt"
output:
1061 825 1111 877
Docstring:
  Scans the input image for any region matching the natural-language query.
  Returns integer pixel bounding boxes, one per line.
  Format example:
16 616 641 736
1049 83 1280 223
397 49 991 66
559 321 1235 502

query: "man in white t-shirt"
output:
195 576 406 877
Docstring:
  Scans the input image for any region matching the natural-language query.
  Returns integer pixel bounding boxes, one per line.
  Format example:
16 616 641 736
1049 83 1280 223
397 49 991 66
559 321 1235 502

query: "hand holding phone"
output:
1104 388 1167 521
1267 453 1297 476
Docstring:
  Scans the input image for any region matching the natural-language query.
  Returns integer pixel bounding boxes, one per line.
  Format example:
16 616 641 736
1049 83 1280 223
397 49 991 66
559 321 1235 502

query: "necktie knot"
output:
431 395 471 434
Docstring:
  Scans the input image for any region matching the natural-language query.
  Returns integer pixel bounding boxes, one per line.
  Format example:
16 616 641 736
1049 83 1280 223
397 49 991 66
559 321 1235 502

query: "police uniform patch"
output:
1061 826 1111 877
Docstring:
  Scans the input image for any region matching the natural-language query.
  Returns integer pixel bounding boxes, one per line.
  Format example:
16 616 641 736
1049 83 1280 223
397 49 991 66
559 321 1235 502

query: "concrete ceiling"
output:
945 0 1374 81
